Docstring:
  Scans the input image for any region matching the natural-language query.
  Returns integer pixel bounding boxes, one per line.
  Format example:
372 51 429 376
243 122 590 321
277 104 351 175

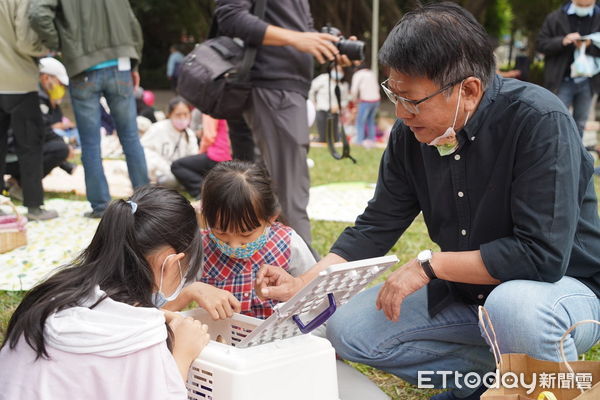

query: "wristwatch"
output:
417 249 437 280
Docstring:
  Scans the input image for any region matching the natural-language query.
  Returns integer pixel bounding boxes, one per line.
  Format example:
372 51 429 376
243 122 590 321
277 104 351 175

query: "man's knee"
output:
483 280 555 354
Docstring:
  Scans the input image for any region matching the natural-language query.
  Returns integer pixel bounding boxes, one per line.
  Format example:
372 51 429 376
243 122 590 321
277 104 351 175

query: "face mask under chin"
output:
427 81 469 156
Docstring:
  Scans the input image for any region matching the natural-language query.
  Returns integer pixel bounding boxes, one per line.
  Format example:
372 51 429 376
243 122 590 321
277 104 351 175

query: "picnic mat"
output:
0 182 375 291
0 199 99 291
307 182 375 223
42 159 134 199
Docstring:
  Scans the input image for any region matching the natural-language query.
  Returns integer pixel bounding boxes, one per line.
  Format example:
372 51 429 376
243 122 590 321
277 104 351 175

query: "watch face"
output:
418 249 432 262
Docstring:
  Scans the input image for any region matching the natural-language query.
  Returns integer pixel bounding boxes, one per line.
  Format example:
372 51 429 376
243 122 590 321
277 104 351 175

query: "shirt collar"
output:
460 74 502 142
567 2 595 17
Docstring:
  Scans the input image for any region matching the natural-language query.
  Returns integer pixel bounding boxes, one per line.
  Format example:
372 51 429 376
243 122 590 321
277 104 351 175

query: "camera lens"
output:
337 39 365 61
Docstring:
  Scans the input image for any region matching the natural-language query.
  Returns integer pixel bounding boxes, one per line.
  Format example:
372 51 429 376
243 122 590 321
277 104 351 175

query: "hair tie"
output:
126 200 138 214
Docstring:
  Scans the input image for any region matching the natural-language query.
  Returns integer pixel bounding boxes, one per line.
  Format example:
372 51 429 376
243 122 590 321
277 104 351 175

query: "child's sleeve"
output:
287 230 317 277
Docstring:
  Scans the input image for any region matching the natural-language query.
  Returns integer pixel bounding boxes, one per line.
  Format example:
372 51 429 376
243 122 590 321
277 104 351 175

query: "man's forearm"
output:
263 25 295 46
432 250 500 285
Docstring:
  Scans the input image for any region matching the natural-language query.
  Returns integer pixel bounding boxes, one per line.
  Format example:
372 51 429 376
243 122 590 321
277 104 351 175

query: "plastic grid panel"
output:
237 255 398 348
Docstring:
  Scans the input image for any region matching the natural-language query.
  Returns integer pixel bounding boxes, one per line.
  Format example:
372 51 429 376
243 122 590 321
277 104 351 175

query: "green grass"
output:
0 145 599 400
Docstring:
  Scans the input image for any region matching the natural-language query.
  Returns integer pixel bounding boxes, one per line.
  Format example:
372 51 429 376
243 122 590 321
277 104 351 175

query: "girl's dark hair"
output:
167 96 190 115
379 2 496 89
201 161 281 233
2 186 202 359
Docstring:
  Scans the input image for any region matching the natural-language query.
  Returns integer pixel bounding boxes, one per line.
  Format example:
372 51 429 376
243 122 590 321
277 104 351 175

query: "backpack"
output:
176 0 266 120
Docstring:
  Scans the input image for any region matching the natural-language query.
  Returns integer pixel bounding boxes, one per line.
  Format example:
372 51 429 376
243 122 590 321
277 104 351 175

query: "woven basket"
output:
0 198 27 254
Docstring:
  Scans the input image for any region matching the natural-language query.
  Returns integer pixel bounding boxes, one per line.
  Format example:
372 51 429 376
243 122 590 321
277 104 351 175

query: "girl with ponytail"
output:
0 186 209 399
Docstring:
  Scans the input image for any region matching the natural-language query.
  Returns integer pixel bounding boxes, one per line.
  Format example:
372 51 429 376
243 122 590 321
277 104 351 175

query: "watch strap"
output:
420 259 437 280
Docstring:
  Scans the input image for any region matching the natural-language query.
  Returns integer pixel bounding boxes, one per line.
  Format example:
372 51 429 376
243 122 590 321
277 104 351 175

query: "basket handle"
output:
292 293 336 334
0 196 22 219
559 319 600 394
478 306 503 370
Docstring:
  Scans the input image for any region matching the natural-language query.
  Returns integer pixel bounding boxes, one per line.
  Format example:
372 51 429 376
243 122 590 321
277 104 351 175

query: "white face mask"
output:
573 4 594 17
330 70 344 80
151 254 186 308
427 81 470 157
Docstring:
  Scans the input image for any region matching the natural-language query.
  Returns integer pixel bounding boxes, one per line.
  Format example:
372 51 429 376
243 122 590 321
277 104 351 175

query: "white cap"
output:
39 57 69 86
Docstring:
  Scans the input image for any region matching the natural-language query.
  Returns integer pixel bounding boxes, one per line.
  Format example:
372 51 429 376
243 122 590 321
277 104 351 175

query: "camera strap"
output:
326 62 356 164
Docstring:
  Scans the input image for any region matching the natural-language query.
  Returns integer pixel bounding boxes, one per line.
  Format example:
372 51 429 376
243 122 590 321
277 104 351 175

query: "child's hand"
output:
185 282 241 320
169 315 210 381
255 264 304 302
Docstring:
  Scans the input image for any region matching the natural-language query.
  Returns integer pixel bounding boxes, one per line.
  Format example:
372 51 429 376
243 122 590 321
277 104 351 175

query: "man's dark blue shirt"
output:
332 75 600 316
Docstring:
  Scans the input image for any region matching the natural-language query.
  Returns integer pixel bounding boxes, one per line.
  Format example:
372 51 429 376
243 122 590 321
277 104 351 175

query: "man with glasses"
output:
256 3 600 400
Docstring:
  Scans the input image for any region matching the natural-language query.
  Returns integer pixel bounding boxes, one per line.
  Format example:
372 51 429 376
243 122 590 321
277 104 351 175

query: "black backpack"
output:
177 0 266 120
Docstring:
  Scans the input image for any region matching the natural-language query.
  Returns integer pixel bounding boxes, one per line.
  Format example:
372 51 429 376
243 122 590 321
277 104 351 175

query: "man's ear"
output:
462 77 483 113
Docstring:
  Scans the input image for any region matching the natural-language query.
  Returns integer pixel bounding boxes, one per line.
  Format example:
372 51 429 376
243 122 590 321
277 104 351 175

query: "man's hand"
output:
289 31 340 64
164 282 241 320
255 264 304 301
376 258 430 322
575 38 592 49
131 70 140 89
563 32 583 46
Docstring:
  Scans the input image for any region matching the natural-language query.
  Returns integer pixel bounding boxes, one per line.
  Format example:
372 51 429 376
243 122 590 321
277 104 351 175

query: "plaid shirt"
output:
199 222 292 319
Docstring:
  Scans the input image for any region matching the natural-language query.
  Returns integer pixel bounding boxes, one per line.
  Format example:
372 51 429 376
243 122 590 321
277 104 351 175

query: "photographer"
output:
537 0 600 138
214 0 354 254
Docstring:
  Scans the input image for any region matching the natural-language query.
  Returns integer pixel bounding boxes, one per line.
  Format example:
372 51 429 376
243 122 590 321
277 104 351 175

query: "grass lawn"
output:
1 144 599 399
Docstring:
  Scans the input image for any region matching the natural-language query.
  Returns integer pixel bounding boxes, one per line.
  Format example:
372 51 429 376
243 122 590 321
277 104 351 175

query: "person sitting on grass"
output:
171 113 232 200
0 186 237 399
141 97 198 187
164 161 315 320
254 3 600 400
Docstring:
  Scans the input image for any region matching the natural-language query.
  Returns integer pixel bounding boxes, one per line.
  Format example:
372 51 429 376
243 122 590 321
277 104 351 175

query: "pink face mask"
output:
171 118 190 131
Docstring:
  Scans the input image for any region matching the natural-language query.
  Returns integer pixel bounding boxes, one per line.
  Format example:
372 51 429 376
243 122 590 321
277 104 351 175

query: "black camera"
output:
320 26 365 61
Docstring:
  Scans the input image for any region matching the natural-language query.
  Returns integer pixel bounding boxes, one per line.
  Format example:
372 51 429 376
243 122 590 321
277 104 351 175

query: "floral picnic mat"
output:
0 199 99 291
0 183 375 291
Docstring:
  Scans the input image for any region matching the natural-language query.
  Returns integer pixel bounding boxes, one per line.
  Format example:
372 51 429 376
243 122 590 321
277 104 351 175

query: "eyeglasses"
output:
380 78 461 115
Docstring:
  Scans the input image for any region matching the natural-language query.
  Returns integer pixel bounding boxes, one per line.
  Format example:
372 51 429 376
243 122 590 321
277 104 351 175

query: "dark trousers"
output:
227 117 255 162
0 92 45 207
171 153 219 198
315 110 339 143
6 137 70 180
243 87 313 248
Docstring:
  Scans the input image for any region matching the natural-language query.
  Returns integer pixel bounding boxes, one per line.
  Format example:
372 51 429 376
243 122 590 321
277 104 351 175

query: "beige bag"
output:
479 307 600 400
0 196 27 253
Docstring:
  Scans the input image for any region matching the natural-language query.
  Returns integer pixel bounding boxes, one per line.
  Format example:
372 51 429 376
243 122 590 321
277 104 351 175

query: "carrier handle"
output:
292 293 337 334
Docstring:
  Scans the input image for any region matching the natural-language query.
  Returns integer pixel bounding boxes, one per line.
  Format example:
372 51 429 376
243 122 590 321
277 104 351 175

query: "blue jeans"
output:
557 77 593 138
69 67 148 212
355 101 379 144
326 277 600 397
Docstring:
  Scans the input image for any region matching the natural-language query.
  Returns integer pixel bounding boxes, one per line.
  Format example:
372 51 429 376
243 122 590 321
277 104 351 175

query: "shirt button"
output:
454 154 461 161
243 292 250 298
471 136 476 141
477 294 484 300
458 191 464 198
461 229 467 236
